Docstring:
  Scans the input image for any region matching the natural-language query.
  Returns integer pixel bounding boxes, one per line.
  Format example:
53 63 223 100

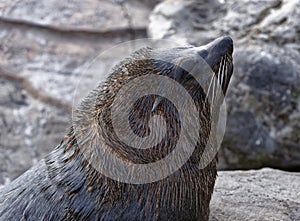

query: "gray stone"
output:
0 75 69 185
148 0 300 170
210 168 300 221
0 0 152 32
220 46 300 170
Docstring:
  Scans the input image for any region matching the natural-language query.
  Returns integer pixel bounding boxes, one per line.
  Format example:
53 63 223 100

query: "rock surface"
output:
211 168 300 221
0 0 153 32
149 0 300 170
0 73 69 185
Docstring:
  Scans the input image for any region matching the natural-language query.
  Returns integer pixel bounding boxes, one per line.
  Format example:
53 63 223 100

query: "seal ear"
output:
151 97 163 113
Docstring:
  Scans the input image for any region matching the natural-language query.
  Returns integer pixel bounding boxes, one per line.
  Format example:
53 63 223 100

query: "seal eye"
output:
197 50 208 59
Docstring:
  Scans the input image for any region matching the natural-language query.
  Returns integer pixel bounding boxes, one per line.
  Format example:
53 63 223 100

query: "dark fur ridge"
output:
0 37 233 221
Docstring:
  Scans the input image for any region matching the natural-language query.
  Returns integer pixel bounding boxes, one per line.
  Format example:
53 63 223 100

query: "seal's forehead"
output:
173 46 209 60
150 46 200 63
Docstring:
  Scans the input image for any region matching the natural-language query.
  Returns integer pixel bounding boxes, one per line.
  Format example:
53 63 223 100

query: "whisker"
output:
214 73 219 105
206 74 215 102
219 57 224 90
217 56 225 98
218 57 224 88
223 56 228 94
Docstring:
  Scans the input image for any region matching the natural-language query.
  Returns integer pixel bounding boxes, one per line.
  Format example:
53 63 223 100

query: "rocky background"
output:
0 0 299 220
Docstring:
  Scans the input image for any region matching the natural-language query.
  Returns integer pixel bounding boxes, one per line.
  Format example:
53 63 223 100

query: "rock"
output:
0 0 153 105
148 0 300 170
220 45 300 170
0 75 69 185
210 168 300 221
0 0 153 32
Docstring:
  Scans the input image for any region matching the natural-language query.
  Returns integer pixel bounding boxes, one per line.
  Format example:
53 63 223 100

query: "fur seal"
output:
0 36 233 221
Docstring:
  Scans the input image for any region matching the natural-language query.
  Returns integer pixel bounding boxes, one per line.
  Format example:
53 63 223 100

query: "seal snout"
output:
194 36 234 95
218 36 233 52
194 36 233 68
217 36 233 56
205 36 233 59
